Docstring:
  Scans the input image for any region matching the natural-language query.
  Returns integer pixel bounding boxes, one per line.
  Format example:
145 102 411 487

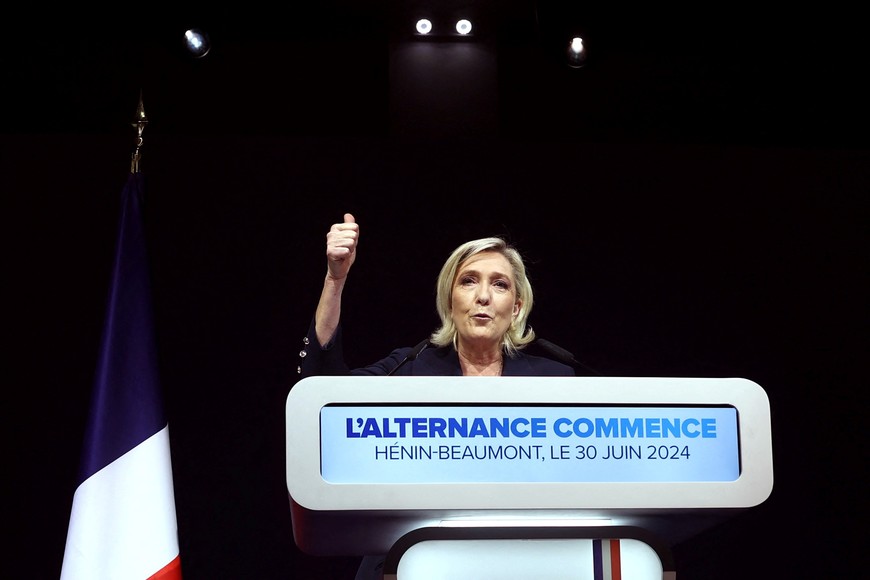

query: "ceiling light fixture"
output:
415 19 432 35
183 28 210 58
455 19 473 35
566 35 587 68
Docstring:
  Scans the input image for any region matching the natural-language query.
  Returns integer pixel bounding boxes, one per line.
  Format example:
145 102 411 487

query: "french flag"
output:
61 172 182 579
593 538 622 580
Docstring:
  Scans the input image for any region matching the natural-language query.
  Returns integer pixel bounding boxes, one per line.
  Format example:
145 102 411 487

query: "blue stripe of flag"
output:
76 172 166 485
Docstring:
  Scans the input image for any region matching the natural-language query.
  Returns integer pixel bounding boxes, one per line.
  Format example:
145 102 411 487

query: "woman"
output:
295 213 574 579
297 212 574 379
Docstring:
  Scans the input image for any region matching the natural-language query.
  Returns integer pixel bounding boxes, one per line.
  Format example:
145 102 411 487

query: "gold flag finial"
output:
130 91 148 173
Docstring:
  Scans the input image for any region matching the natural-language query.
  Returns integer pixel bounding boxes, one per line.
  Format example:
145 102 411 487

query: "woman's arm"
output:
315 213 359 346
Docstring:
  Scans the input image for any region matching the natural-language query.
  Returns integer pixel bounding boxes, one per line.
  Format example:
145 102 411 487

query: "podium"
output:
286 376 773 578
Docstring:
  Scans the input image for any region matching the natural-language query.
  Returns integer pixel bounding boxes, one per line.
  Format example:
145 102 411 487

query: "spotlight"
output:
566 35 587 68
415 19 433 35
183 28 210 58
455 19 472 35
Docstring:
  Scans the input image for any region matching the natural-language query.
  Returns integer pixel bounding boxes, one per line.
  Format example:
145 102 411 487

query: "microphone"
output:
534 338 601 376
387 339 430 376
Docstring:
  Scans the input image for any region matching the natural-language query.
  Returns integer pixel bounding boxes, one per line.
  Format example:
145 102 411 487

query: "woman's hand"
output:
326 213 359 281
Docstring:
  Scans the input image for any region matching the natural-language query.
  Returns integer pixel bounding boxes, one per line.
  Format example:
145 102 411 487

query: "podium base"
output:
382 526 675 580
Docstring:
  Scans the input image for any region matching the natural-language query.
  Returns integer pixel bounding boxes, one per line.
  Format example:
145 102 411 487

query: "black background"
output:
5 2 867 578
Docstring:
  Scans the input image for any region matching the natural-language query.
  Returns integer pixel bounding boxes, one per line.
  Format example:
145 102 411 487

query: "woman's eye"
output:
494 280 509 289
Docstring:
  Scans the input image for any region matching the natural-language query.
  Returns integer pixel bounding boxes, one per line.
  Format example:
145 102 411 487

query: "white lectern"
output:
286 376 773 578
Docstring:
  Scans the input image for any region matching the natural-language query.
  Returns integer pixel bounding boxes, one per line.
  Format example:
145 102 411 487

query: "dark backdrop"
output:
4 2 868 578
6 133 866 579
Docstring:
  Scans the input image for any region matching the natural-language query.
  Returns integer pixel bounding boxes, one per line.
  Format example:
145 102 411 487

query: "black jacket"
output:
296 318 575 379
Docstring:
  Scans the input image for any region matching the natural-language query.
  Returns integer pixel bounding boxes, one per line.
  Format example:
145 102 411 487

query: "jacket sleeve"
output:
294 316 414 381
295 316 351 380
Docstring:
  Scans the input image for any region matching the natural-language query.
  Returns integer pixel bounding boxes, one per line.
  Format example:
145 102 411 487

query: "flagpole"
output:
131 91 148 174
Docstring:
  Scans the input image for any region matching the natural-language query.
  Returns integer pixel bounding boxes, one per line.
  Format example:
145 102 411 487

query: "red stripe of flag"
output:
609 539 622 580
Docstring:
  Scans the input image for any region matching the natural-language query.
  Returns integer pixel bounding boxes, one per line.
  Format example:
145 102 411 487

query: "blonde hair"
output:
429 237 535 356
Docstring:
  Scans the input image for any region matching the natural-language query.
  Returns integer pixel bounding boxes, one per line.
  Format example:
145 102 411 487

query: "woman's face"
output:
450 251 520 350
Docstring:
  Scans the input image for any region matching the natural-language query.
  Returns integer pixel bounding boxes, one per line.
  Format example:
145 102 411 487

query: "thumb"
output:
343 213 356 224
